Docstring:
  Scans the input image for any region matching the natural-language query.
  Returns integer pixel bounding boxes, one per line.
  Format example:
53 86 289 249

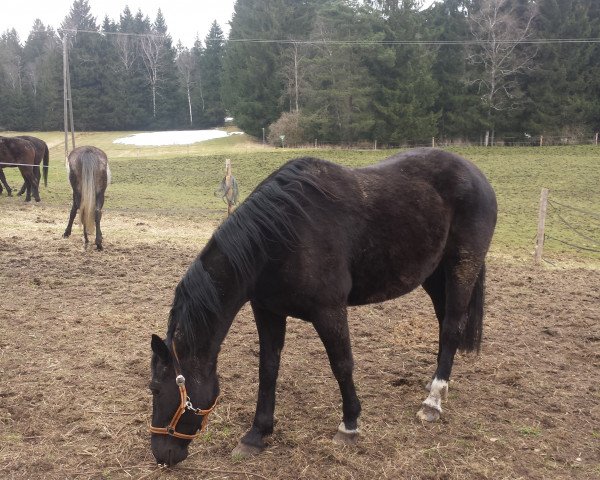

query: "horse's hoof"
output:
96 244 103 251
63 233 70 238
333 429 359 446
417 404 441 422
231 441 263 458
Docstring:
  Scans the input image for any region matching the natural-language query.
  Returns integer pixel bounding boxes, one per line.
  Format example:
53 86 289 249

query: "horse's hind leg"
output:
94 190 105 250
312 306 361 445
422 265 446 391
0 169 11 196
418 258 486 422
63 190 80 238
233 304 287 457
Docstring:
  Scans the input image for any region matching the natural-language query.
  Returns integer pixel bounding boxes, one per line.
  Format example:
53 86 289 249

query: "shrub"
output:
267 111 305 147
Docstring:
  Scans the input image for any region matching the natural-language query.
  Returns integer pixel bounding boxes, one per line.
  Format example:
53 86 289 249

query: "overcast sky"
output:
0 0 236 48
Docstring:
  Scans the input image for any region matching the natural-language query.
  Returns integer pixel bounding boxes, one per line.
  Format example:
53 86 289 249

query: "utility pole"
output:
62 32 76 161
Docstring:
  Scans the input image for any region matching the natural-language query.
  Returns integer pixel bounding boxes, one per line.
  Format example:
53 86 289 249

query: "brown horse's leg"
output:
63 191 80 238
94 190 105 250
0 168 12 196
233 304 287 457
18 166 39 202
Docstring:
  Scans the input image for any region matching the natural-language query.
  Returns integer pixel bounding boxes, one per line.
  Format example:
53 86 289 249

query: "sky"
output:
0 0 236 48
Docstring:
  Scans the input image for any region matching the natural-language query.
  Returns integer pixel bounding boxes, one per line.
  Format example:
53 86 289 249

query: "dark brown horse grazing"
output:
149 148 497 466
0 136 40 201
63 146 110 250
16 135 50 198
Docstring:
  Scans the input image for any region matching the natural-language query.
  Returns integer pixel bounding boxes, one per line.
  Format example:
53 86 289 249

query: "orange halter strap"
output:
149 341 219 440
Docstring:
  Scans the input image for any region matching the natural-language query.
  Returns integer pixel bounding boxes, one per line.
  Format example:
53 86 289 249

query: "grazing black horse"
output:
150 148 497 466
63 146 110 250
16 135 50 198
0 136 40 201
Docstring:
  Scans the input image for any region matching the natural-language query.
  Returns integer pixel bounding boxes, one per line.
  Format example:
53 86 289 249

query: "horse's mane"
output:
213 157 334 282
168 157 334 349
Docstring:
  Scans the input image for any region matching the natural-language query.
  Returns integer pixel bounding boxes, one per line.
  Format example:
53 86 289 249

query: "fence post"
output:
225 159 233 216
534 188 549 264
374 139 377 150
539 135 543 147
595 132 598 145
432 137 435 148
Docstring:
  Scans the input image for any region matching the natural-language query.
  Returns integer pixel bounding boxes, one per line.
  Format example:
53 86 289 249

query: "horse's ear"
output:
151 334 171 362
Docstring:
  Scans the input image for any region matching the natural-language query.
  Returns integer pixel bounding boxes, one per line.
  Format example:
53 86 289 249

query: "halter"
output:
149 341 220 440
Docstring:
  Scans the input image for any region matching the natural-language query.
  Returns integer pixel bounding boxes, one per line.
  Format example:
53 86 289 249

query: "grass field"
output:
1 130 598 265
1 132 599 479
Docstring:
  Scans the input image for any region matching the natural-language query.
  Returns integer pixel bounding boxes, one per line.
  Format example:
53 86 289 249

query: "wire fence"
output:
279 133 600 149
544 197 600 256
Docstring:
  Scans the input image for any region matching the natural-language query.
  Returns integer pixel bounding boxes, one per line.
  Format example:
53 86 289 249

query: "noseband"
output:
149 341 220 440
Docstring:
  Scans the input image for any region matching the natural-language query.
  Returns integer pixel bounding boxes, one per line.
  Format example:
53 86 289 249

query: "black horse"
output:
150 148 497 466
0 136 40 201
16 135 50 198
63 146 110 250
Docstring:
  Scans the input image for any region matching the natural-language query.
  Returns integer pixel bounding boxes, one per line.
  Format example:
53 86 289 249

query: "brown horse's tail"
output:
79 153 97 236
458 263 486 353
42 144 49 187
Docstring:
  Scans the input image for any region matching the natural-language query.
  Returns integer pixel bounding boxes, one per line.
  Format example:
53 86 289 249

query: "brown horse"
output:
63 146 111 250
16 135 50 197
0 136 40 201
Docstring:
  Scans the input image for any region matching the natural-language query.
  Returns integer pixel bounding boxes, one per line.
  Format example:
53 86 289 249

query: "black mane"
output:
213 157 333 282
168 157 333 349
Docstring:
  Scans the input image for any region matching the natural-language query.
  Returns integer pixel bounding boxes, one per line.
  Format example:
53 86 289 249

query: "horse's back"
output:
252 149 496 311
0 136 36 165
67 146 109 194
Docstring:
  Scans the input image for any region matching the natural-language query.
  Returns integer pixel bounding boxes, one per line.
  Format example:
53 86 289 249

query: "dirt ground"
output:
1 203 599 480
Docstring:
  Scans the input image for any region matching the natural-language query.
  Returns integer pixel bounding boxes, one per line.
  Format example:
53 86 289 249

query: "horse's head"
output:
149 334 219 466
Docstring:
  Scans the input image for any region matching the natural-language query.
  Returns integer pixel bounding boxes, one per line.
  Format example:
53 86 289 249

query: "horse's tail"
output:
42 144 49 187
79 153 97 236
458 263 486 353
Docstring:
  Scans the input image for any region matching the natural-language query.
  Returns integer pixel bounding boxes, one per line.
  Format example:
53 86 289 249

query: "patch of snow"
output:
113 130 242 146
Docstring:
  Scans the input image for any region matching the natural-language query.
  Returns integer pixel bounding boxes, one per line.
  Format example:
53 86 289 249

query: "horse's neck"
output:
195 240 249 358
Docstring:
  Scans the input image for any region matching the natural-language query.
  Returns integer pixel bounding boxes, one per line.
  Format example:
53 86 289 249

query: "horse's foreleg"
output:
313 307 361 445
233 305 286 458
63 192 80 238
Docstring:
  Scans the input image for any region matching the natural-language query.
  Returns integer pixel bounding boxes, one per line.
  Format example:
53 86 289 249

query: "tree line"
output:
1 0 599 145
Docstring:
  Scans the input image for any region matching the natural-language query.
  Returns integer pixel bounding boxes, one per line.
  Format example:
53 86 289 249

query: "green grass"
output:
1 131 598 265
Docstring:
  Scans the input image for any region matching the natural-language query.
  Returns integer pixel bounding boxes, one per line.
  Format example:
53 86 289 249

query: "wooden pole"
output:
225 159 233 216
595 132 598 145
65 40 76 150
432 137 435 148
534 188 549 264
62 35 69 162
539 135 543 147
374 140 377 150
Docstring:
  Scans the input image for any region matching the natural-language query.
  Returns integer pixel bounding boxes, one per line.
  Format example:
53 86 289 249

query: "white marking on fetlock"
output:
337 421 359 435
430 378 448 401
419 378 448 420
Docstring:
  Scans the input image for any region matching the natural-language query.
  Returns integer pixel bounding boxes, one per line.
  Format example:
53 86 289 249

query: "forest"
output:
0 0 599 145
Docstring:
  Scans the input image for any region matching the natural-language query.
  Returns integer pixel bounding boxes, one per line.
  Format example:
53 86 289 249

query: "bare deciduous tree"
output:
176 45 196 125
139 32 166 117
468 0 537 144
115 33 136 72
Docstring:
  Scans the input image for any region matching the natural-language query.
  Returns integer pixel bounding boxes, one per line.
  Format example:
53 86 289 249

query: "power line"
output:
60 29 600 46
